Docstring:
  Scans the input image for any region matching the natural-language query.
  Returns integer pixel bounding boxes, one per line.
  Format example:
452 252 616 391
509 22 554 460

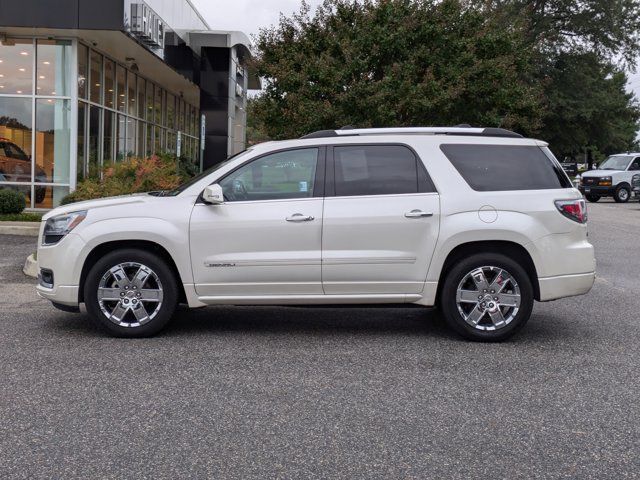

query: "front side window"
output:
333 145 433 196
628 158 640 171
441 144 572 191
220 148 318 202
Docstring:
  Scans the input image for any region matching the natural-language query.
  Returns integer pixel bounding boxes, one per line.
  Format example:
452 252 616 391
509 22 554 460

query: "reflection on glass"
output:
117 114 126 160
103 110 114 163
0 39 34 95
146 80 154 122
146 121 153 156
166 93 175 129
127 71 136 116
116 65 126 112
154 86 162 125
126 117 136 158
78 43 88 99
37 40 71 97
77 101 86 180
90 51 102 104
104 59 115 108
35 99 71 184
154 126 161 153
137 120 145 157
0 97 33 183
35 185 69 209
0 184 31 209
88 106 101 176
137 76 145 119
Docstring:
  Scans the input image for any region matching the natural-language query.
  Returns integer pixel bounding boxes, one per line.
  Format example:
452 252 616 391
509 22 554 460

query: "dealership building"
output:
0 0 260 208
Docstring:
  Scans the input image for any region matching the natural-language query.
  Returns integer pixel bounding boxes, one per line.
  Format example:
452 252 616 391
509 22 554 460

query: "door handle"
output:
286 213 315 222
404 209 433 218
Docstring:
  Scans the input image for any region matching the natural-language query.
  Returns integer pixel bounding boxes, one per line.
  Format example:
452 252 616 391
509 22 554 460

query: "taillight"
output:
555 199 587 224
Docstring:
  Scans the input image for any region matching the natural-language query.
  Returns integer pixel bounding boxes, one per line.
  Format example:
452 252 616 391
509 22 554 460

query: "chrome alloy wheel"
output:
97 262 164 327
455 266 521 331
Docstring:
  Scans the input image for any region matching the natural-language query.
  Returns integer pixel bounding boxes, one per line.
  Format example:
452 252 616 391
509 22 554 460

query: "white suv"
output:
36 127 596 341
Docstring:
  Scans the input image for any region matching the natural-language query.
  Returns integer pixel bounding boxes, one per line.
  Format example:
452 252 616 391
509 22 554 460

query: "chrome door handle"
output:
405 209 433 218
286 213 315 222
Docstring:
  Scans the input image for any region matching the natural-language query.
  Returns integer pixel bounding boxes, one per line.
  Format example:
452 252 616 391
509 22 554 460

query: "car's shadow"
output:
45 304 578 344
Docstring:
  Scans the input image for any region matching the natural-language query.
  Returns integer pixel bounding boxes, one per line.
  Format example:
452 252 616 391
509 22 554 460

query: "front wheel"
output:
585 194 600 203
84 249 178 337
440 253 534 342
614 185 630 203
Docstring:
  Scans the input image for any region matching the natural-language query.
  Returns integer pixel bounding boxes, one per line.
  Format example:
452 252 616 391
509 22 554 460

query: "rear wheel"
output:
585 194 600 203
614 185 630 203
84 249 178 337
440 253 534 342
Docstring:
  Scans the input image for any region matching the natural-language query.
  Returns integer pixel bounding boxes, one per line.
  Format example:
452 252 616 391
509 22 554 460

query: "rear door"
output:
322 144 440 295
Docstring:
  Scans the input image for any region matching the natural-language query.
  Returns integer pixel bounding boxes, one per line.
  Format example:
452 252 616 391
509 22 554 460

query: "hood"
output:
43 193 154 220
581 169 622 178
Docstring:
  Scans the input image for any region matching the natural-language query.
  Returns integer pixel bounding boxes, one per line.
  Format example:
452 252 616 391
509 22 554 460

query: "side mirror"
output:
202 184 224 205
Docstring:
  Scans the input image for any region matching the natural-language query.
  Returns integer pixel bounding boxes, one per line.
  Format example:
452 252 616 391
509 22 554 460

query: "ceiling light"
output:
18 68 25 72
51 91 56 95
43 61 50 65
0 74 3 77
16 90 22 93
20 51 28 56
0 85 4 89
95 83 100 86
39 75 45 79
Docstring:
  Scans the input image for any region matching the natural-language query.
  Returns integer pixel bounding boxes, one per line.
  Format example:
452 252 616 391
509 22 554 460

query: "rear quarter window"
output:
440 144 572 191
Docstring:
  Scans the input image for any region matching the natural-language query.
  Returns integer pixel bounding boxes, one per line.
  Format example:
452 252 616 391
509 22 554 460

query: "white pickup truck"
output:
579 153 640 203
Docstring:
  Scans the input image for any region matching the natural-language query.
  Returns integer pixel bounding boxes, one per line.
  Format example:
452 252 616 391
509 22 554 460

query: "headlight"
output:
42 210 87 245
598 176 612 186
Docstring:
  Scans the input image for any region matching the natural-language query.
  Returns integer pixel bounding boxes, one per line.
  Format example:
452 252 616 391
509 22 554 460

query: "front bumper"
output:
35 232 87 307
578 185 615 196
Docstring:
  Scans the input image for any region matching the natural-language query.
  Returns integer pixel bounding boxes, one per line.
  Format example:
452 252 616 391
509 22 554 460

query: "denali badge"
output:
205 262 236 268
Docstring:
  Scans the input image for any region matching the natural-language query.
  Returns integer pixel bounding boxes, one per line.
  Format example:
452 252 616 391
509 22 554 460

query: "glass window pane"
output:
116 65 126 112
35 99 71 184
0 39 33 95
127 71 136 116
37 40 71 97
77 44 88 99
117 114 126 160
146 122 152 156
137 120 145 157
0 97 33 183
137 76 145 118
77 101 86 180
154 126 162 152
440 144 570 191
104 59 115 109
35 185 69 209
333 145 421 196
89 51 103 104
103 110 114 163
220 148 318 201
166 93 175 130
145 81 154 122
154 86 162 125
88 106 101 176
126 117 135 158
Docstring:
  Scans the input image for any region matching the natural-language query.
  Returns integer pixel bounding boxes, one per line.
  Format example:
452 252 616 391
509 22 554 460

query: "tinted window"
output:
441 144 571 191
333 145 434 196
220 148 318 202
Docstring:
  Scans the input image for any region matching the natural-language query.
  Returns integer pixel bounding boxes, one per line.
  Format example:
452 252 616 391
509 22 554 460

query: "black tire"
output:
440 253 534 342
614 185 630 203
585 194 600 203
84 248 178 337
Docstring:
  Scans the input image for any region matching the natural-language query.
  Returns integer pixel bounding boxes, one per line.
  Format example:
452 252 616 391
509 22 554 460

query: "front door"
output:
322 144 440 295
190 147 325 297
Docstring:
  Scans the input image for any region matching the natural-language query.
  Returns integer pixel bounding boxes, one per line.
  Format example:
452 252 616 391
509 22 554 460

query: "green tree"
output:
251 0 544 139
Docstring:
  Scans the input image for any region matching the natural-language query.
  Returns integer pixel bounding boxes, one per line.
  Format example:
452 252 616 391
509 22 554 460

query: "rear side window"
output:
333 145 435 196
440 144 572 191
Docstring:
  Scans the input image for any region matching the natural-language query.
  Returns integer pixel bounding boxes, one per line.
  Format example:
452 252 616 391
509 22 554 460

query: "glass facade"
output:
77 43 200 184
0 38 71 208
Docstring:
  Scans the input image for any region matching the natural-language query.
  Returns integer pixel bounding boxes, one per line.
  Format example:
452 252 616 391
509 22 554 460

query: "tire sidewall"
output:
84 248 178 337
440 253 534 342
614 186 630 203
585 194 600 203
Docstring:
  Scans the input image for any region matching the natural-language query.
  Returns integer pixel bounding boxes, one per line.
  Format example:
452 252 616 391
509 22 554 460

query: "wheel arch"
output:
435 240 540 304
78 240 187 304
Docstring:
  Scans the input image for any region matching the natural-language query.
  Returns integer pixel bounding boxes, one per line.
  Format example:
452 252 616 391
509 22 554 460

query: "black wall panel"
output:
0 0 123 30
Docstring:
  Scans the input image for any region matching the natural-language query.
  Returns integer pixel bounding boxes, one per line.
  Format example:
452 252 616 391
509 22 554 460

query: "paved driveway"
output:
0 200 638 479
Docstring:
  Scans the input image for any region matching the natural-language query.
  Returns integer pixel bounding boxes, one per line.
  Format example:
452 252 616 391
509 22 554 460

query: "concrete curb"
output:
23 253 38 278
0 221 40 237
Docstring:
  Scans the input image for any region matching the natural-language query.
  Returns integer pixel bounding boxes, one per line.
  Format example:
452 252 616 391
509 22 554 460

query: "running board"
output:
196 293 423 306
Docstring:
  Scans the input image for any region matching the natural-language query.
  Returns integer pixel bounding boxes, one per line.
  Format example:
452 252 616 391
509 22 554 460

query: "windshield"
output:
599 155 631 171
160 149 253 196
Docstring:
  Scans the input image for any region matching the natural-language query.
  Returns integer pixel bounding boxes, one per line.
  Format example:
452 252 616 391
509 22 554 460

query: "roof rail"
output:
300 126 523 139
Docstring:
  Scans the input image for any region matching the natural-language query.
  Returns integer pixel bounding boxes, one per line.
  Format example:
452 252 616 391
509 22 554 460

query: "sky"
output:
192 0 640 104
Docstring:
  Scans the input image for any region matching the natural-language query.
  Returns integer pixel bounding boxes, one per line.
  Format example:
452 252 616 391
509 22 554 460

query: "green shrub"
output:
61 154 197 205
0 188 27 214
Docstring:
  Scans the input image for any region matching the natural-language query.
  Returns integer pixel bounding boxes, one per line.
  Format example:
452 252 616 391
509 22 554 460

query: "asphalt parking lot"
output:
0 200 638 479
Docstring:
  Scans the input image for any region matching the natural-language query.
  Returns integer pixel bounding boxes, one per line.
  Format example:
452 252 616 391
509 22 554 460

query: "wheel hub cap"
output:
456 266 521 331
